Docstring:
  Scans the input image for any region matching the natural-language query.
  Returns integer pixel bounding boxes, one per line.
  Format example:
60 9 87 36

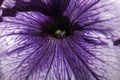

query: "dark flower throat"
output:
43 15 71 39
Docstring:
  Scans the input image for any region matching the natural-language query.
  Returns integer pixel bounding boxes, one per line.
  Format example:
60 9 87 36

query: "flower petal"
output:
0 0 4 6
64 0 101 21
0 0 120 80
0 0 70 17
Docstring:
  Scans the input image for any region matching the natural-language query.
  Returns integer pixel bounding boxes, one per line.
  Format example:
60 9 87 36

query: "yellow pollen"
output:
55 29 62 35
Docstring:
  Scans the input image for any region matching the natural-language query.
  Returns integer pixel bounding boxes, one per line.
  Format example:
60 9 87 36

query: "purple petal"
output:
0 0 70 17
0 0 4 6
0 0 120 80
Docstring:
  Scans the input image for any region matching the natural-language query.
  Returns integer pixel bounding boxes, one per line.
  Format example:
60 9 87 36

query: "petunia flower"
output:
0 0 120 80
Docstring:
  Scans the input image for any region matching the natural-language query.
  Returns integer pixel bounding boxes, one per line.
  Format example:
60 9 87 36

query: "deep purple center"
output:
42 15 71 39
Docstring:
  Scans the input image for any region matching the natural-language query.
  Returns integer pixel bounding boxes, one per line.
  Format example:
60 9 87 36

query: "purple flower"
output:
0 0 120 80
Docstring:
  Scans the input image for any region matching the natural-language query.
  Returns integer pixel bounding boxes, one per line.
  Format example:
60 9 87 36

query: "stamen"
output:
55 29 66 39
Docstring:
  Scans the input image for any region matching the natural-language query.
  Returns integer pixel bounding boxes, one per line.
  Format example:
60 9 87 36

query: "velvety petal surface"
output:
0 0 120 80
0 0 70 17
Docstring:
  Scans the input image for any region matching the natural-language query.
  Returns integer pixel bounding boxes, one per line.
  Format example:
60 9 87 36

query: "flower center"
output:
43 16 71 39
